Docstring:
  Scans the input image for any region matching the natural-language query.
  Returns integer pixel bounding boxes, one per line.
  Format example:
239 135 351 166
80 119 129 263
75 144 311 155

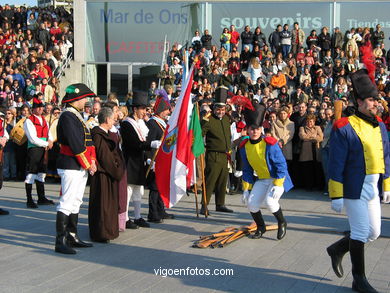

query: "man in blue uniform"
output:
55 83 97 254
326 69 390 293
240 103 293 239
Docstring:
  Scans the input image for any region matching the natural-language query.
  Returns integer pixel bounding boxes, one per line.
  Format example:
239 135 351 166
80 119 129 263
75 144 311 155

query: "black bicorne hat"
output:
350 69 378 101
243 103 266 128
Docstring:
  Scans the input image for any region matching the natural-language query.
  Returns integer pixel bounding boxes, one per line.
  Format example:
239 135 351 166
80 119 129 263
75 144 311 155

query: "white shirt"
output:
24 114 53 147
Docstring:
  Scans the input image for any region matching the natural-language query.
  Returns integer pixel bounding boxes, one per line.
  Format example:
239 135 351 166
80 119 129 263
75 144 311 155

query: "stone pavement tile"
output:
2 183 390 292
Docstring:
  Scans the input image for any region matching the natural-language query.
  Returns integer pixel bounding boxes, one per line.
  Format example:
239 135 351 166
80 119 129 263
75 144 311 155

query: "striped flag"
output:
155 66 202 208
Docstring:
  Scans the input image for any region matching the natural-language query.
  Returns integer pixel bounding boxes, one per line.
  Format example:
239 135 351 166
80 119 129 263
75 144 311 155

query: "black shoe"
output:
67 213 93 248
250 228 266 239
37 197 55 205
216 205 234 213
200 206 210 215
126 219 139 229
148 219 164 225
55 212 76 255
326 236 350 278
0 208 9 215
162 213 175 219
26 200 38 209
136 218 151 227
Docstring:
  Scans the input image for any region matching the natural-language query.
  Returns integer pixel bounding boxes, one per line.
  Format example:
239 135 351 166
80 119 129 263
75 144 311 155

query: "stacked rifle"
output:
193 223 278 248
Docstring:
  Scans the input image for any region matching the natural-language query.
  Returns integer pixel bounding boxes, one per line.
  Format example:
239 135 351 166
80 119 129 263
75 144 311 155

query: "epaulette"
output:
376 116 383 123
264 136 278 145
333 117 349 130
239 138 249 149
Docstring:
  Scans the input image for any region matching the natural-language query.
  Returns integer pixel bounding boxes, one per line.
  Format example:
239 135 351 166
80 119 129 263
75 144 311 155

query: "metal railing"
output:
55 52 73 80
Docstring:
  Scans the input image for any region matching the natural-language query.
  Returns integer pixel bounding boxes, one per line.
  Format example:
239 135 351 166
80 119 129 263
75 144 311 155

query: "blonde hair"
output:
119 106 129 118
250 57 260 69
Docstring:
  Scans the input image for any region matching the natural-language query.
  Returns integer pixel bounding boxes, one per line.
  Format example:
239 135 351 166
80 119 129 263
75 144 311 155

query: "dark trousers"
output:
203 152 228 206
148 189 165 221
301 161 324 190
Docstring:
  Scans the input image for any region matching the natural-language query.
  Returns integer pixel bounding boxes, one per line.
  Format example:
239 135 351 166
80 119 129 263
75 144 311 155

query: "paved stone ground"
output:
0 181 390 293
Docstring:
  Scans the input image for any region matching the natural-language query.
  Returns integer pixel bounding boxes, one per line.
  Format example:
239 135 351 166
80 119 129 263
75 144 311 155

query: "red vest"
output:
28 115 49 139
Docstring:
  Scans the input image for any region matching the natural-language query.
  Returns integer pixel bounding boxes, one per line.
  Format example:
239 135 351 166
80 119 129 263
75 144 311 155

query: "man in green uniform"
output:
201 86 233 215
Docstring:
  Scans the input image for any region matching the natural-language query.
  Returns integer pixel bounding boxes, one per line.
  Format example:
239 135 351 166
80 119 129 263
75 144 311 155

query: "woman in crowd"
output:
3 108 17 180
271 106 295 171
247 58 263 85
298 114 324 191
220 28 231 53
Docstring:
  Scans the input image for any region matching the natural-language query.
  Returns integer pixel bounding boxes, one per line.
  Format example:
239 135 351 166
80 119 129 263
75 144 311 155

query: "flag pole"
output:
145 135 165 179
195 102 208 218
193 159 199 218
199 152 208 218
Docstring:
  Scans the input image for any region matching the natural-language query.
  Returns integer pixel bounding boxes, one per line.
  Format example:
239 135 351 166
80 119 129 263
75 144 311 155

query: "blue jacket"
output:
328 115 390 199
240 136 293 192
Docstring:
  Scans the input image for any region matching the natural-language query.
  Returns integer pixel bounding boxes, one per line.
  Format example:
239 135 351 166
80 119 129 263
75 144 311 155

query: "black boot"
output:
350 239 378 293
216 205 234 213
36 181 54 205
67 213 93 248
326 236 350 278
273 208 287 240
25 183 37 208
250 211 266 239
55 212 76 254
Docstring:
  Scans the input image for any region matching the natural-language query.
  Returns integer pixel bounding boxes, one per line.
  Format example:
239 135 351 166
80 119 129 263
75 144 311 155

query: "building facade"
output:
73 0 390 97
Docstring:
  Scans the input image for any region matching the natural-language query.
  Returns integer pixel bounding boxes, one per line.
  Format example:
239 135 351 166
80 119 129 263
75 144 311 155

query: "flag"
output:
189 105 204 158
155 66 199 208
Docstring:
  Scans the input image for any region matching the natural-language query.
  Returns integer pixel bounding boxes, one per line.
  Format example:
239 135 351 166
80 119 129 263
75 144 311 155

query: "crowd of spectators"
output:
0 4 73 181
155 22 390 193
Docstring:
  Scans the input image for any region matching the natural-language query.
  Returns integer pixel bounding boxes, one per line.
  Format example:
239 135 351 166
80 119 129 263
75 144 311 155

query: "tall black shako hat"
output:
350 69 379 101
62 83 96 104
214 85 228 107
132 91 149 107
350 45 379 102
243 103 266 129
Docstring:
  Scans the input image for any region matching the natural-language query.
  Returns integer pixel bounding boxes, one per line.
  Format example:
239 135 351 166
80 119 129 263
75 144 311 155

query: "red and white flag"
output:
155 67 196 208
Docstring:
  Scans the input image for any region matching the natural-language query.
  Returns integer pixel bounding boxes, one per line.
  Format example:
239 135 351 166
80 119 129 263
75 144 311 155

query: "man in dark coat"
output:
201 86 233 215
146 91 174 222
55 83 96 254
37 23 50 50
89 107 124 242
120 92 160 228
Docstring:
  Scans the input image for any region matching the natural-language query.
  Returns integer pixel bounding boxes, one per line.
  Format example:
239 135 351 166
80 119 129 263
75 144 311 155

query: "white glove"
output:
241 190 250 205
382 191 390 203
234 170 243 178
151 140 161 149
269 185 284 199
146 159 155 170
331 198 344 213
